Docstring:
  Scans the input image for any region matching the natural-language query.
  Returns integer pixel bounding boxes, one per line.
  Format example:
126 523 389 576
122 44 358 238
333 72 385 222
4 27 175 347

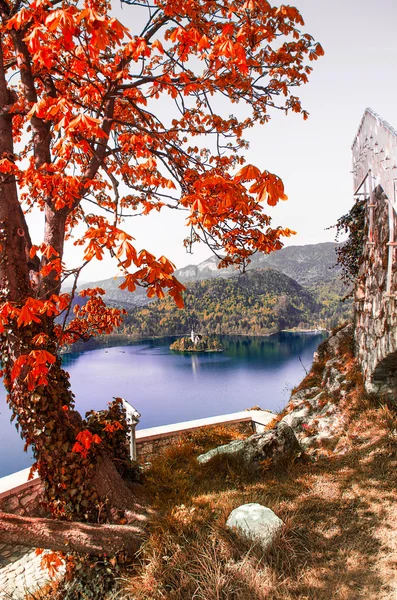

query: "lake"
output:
0 332 325 477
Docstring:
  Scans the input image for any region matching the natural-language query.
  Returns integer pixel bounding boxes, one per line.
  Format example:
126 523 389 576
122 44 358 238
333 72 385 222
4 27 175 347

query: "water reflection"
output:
190 353 200 378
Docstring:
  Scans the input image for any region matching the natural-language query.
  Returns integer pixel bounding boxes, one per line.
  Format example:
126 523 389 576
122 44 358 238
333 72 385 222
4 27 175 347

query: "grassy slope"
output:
114 343 397 600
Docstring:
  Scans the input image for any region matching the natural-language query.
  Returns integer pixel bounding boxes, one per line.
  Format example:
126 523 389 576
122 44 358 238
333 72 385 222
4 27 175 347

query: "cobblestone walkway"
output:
0 544 51 599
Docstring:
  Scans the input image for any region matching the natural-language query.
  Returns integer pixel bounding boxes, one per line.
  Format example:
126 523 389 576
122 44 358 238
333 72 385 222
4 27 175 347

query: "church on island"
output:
190 329 203 345
169 329 223 353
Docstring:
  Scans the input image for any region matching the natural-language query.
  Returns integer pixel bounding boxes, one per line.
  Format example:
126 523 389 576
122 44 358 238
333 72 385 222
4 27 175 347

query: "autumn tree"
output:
0 0 322 545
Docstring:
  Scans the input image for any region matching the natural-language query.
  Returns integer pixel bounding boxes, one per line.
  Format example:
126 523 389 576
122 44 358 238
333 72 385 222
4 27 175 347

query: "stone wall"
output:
137 420 254 463
0 476 45 517
0 474 55 597
0 412 272 514
355 186 397 395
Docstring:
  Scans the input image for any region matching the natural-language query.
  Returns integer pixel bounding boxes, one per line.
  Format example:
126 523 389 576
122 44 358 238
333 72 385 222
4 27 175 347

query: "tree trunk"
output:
0 511 145 557
1 323 140 521
0 28 141 527
91 451 139 513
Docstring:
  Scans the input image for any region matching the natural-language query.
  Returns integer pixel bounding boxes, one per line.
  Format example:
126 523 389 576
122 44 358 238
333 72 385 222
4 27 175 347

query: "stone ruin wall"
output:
355 186 397 396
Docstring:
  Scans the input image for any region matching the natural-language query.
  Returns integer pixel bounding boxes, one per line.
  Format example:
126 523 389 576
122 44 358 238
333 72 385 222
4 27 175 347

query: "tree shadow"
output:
251 437 397 599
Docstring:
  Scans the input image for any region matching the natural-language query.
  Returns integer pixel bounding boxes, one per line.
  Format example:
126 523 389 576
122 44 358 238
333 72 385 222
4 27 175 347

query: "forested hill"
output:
119 268 322 339
68 243 352 339
72 242 342 311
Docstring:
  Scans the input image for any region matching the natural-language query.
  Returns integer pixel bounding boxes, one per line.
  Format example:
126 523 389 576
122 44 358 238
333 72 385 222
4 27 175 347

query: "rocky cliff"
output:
278 323 359 457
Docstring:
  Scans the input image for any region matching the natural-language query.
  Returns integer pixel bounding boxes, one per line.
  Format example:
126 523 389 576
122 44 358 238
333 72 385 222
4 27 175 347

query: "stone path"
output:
0 544 52 599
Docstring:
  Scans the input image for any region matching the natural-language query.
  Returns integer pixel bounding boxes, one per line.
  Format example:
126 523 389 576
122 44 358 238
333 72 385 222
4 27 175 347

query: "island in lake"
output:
170 330 223 353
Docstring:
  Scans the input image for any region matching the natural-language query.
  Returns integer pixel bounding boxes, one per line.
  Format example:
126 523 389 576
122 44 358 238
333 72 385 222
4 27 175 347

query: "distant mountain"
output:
75 276 150 309
175 242 340 286
71 242 342 310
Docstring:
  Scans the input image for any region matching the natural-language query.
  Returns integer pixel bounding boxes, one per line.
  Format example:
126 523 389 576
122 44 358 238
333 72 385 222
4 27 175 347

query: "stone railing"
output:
0 410 276 512
0 468 44 517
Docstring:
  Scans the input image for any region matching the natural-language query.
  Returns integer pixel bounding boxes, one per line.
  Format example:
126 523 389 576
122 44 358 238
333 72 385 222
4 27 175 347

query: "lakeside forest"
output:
121 269 351 338
72 243 353 348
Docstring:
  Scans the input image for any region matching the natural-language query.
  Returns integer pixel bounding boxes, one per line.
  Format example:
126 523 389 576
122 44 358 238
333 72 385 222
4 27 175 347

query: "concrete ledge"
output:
0 467 39 501
136 410 275 443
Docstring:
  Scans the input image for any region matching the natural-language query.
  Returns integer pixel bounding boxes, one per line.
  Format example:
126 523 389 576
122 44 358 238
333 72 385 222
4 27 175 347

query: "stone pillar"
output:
121 399 141 461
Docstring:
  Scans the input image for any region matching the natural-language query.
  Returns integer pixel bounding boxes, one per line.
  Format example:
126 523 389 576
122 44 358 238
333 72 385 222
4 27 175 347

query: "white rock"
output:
281 406 310 430
316 416 334 433
298 435 318 451
226 503 283 549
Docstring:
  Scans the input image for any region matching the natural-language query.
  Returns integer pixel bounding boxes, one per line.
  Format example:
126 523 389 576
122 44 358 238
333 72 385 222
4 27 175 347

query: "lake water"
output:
0 332 325 477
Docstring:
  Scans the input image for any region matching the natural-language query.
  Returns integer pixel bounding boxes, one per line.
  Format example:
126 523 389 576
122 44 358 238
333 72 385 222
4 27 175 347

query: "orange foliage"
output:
36 548 65 579
0 0 322 339
0 0 321 517
72 429 102 458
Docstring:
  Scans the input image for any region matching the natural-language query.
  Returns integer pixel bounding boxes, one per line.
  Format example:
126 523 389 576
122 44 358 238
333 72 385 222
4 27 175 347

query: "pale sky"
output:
30 0 397 282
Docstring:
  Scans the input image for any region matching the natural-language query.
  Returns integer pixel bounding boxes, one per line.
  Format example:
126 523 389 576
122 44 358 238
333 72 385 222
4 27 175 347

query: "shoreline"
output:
281 328 329 334
62 329 328 355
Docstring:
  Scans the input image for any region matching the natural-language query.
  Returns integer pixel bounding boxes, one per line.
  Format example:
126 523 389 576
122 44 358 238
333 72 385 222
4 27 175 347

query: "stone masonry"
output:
355 186 397 396
0 477 54 598
0 478 44 517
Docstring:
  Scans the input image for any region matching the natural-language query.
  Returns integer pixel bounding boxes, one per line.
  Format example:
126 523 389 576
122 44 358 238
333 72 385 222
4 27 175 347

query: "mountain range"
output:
175 242 340 287
74 242 342 311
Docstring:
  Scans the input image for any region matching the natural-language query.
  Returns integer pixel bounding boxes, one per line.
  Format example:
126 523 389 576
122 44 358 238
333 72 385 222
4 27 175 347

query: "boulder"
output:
281 405 310 430
226 503 283 549
197 421 301 471
326 323 353 357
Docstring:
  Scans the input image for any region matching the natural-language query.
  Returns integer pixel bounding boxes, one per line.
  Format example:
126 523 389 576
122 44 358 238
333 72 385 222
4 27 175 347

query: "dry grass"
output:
23 586 55 600
112 391 397 600
28 350 397 600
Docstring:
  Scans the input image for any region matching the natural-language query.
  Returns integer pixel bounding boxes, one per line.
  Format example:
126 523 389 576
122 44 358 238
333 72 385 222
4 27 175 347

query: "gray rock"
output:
298 434 318 451
319 402 336 417
327 323 353 356
322 364 346 394
197 439 246 463
281 406 310 430
226 503 283 549
197 421 301 471
307 391 326 409
289 388 313 407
